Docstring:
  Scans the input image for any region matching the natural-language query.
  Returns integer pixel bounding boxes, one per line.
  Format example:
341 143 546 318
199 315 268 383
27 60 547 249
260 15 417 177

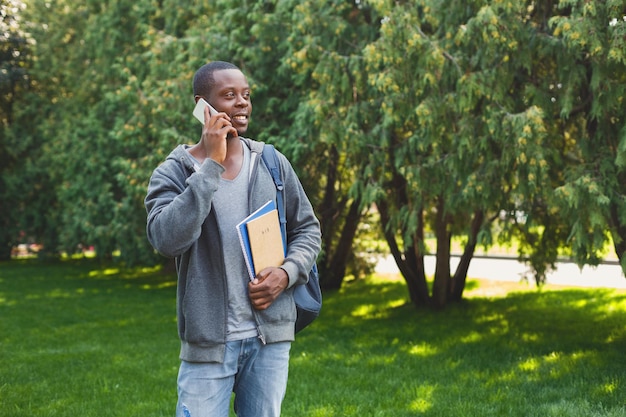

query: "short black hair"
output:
193 61 241 98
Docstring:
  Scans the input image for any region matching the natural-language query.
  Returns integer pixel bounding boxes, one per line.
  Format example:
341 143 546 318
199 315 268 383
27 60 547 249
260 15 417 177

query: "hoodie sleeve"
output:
145 154 225 258
276 152 322 288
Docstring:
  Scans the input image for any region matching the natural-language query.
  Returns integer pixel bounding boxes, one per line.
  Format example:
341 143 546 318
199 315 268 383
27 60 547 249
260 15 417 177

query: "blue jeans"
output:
176 338 291 417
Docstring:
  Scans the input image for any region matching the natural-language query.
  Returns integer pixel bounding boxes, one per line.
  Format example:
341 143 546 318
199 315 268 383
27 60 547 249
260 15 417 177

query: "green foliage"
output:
3 0 626 303
10 0 215 263
547 0 626 268
278 0 384 287
359 0 626 295
358 1 565 301
0 0 32 259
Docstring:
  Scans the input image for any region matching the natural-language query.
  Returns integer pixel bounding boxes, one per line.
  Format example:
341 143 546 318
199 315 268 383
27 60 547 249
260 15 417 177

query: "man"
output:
144 61 321 417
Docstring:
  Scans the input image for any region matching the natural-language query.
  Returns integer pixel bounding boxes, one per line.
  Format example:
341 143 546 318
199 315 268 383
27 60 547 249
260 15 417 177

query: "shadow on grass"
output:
0 259 179 417
2 260 625 416
289 278 626 417
0 258 175 301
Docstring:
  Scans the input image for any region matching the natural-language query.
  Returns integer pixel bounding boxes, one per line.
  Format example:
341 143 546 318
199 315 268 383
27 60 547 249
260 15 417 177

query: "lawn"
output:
1 259 625 416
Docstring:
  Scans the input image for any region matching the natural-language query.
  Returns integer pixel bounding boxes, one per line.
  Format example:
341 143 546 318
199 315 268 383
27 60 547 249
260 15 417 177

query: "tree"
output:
358 0 626 305
357 0 572 307
0 0 31 260
548 0 626 272
11 0 378 276
271 0 384 289
13 0 147 260
12 0 215 262
8 0 625 306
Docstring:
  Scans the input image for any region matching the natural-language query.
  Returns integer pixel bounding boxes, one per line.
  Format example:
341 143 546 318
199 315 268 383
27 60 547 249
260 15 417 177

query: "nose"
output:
235 94 249 107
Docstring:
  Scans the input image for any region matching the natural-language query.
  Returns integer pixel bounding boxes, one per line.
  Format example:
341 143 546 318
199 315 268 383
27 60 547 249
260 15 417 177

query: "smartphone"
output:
193 98 218 125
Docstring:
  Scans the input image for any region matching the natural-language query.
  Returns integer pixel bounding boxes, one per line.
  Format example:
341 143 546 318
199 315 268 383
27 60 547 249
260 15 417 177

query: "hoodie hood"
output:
165 137 265 174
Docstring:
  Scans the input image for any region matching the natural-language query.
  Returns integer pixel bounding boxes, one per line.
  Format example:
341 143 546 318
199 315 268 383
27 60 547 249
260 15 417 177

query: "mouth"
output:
232 114 249 123
231 114 249 133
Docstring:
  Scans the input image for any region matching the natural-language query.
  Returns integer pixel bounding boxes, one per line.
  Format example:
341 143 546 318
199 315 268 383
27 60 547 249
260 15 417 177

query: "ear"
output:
194 95 202 104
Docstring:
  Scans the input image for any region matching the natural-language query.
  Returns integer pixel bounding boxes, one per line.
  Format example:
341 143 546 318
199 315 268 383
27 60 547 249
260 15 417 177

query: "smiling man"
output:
144 61 321 417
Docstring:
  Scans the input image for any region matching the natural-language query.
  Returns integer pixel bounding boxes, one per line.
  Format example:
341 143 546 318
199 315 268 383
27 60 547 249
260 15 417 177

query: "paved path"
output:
375 255 626 289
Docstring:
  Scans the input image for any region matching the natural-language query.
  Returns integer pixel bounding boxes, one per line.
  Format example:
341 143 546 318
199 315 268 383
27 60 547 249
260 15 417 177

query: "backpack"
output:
261 144 322 333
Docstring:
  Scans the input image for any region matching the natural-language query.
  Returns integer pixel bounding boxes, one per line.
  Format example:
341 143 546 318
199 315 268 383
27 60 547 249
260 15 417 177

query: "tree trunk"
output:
378 199 430 307
321 198 364 291
609 202 626 274
450 210 485 302
0 241 11 261
432 196 451 309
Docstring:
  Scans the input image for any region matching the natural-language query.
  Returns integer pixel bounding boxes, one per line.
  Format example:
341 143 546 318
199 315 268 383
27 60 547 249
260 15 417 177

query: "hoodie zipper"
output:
248 149 268 345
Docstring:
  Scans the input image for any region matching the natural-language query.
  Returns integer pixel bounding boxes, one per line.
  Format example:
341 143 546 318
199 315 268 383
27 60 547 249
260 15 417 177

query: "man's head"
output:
193 61 240 98
193 61 252 136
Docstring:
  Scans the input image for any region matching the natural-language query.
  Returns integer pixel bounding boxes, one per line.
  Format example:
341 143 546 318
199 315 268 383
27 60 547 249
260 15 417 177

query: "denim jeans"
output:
176 337 291 417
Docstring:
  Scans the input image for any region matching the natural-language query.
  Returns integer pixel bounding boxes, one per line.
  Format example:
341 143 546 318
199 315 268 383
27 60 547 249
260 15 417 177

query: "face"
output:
207 69 252 136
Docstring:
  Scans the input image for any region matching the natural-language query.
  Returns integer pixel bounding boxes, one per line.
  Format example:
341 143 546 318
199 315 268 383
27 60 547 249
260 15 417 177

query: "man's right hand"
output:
201 106 237 164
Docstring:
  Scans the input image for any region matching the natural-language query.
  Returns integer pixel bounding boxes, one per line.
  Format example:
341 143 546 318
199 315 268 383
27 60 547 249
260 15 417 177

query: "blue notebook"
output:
236 200 285 281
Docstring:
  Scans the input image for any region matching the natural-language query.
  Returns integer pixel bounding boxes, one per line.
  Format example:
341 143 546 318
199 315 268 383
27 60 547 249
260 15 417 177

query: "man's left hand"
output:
248 267 289 310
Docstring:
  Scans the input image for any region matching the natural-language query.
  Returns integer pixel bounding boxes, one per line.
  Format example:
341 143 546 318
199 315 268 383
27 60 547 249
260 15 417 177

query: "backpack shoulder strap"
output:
260 144 287 252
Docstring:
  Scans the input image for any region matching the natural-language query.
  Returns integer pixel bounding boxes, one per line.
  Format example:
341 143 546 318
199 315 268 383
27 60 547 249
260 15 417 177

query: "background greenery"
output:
1 260 625 416
3 4 625 414
1 0 626 307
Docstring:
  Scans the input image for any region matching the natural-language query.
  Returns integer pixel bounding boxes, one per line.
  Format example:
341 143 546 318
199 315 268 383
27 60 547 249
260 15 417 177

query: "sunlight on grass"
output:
515 350 594 384
518 357 540 372
89 267 120 277
604 298 626 313
606 331 625 343
520 332 540 342
350 298 406 319
598 378 619 395
459 331 483 343
25 287 77 300
409 384 435 413
88 265 163 280
308 406 337 417
406 342 438 357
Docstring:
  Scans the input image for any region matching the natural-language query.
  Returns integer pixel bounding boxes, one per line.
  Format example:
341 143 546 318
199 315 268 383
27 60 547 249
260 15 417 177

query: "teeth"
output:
234 115 247 121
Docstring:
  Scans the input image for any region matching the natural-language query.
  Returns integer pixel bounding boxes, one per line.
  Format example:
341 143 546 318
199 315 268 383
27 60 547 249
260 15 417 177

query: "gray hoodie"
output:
145 138 321 362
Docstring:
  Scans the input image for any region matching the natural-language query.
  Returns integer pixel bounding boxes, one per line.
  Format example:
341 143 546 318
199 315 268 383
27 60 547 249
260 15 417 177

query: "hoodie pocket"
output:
181 274 226 344
256 287 297 326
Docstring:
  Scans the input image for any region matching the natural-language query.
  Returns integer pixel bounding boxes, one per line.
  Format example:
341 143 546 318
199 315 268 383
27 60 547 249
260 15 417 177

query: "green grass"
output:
1 260 626 416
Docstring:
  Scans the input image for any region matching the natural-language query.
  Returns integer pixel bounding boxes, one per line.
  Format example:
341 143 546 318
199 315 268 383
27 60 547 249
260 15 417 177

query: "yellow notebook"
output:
245 208 285 276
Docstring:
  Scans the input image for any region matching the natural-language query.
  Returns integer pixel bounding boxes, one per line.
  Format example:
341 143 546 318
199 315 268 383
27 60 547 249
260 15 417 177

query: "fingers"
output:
226 125 238 138
205 112 233 138
248 273 274 310
201 110 232 163
248 268 289 310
